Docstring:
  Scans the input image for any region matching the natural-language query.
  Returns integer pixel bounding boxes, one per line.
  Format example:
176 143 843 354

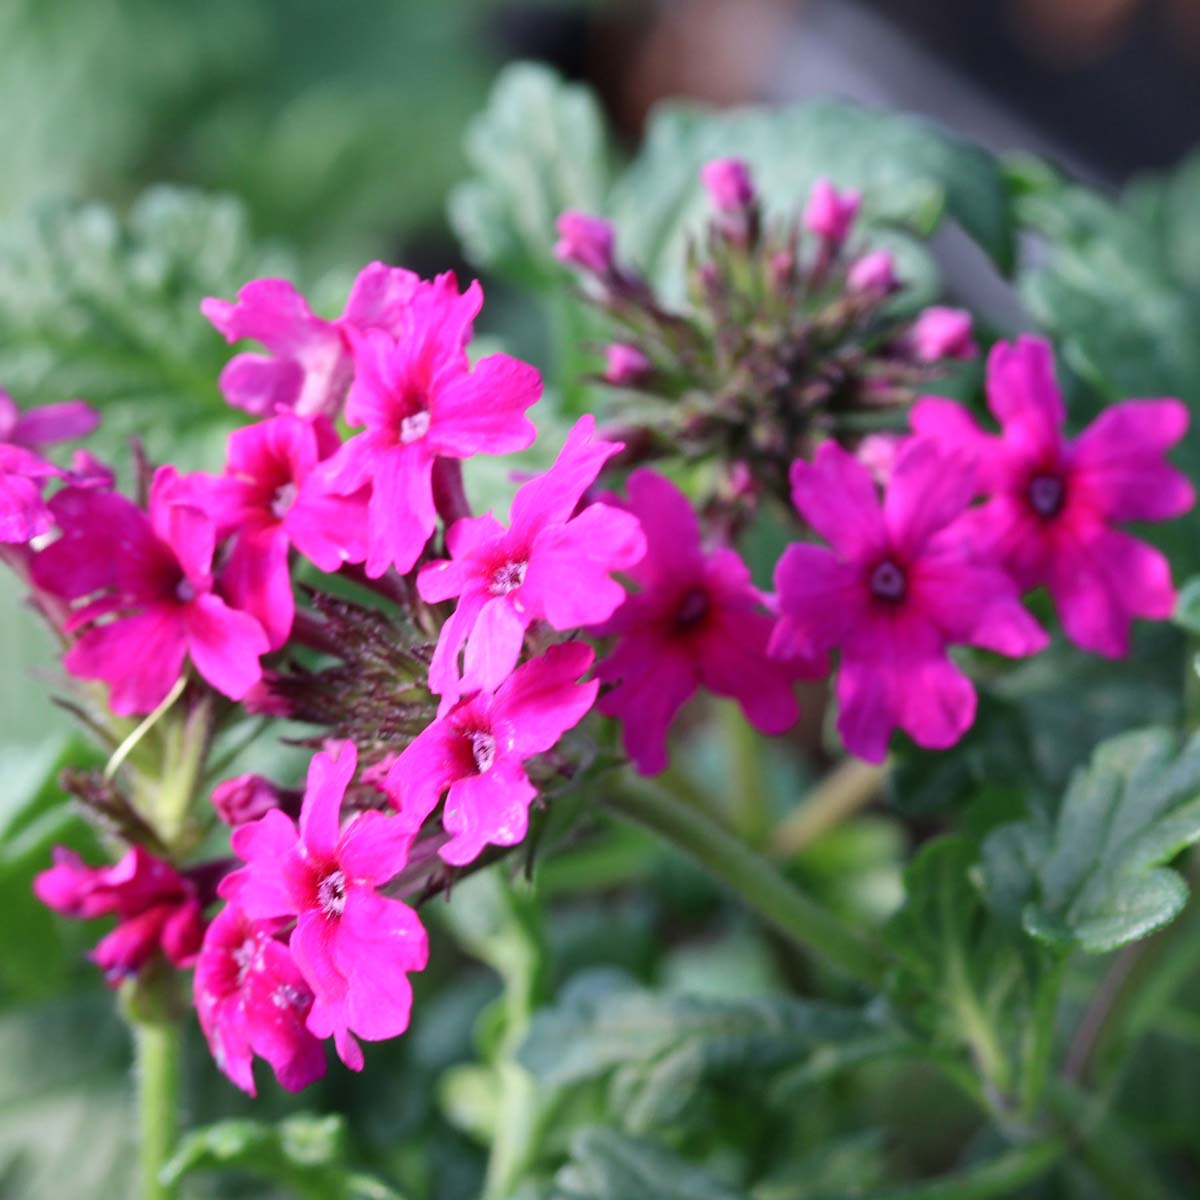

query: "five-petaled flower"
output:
911 335 1193 657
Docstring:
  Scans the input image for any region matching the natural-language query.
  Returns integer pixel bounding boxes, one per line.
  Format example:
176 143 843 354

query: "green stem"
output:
771 758 888 859
605 780 888 987
135 1020 180 1200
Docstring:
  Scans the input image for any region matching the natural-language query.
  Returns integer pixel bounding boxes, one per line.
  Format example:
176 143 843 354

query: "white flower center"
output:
270 481 299 519
317 869 346 917
232 936 258 986
489 560 527 595
399 410 431 444
470 730 497 774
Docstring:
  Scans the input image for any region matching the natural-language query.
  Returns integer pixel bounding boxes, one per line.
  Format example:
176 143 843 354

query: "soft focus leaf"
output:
518 969 899 1133
547 1127 749 1200
984 727 1200 954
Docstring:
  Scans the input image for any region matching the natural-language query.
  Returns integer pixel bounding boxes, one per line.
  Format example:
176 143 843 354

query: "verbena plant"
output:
7 62 1200 1200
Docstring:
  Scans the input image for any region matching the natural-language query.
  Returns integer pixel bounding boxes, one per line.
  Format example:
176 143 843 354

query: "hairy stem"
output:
135 1020 180 1200
605 779 888 987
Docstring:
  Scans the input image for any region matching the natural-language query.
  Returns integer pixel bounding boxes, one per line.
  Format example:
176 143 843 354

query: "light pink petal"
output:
364 445 436 577
11 400 99 449
341 262 420 335
790 442 886 559
221 810 302 920
909 398 1006 492
223 527 294 649
985 336 1066 459
300 741 357 862
462 595 529 694
897 643 978 753
383 722 467 830
496 641 598 757
66 607 188 716
338 810 414 885
0 474 52 542
426 589 487 702
216 354 305 416
428 354 540 459
440 765 538 866
884 438 976 557
291 912 362 1070
1070 399 1194 522
771 542 864 660
184 593 268 701
522 504 646 630
286 485 368 572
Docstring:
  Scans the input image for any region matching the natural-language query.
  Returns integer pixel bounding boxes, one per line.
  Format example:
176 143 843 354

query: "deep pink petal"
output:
223 527 294 649
461 595 529 695
789 442 886 560
985 336 1066 460
771 542 865 661
300 741 357 862
364 445 436 576
10 400 99 449
441 765 538 866
222 810 302 919
338 810 414 885
883 438 976 557
184 593 269 701
621 469 706 586
383 722 467 830
428 353 540 458
340 262 420 335
495 641 598 757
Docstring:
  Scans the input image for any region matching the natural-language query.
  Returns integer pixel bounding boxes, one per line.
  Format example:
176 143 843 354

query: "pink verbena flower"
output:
554 212 616 276
910 335 1193 657
591 470 815 776
188 413 367 647
194 903 326 1096
771 439 1048 763
34 845 204 984
803 178 861 245
909 307 977 362
212 774 294 827
701 158 756 212
847 250 897 295
202 262 420 419
384 642 598 866
321 273 540 577
419 416 644 703
219 741 427 1072
0 391 100 543
32 467 269 714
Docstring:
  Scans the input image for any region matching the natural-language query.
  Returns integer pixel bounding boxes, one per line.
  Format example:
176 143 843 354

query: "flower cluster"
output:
19 156 1192 1095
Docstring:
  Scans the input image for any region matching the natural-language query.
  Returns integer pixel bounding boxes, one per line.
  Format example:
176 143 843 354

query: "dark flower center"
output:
489 560 527 595
317 869 346 917
175 578 197 604
869 560 906 602
674 587 710 631
1027 473 1065 518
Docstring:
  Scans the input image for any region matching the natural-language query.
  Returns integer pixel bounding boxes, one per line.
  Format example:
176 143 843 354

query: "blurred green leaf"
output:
518 969 899 1133
449 62 611 288
161 1112 405 1199
546 1127 749 1200
1174 577 1200 636
983 727 1200 954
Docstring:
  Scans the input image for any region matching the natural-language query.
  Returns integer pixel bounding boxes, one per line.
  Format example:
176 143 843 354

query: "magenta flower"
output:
189 413 367 647
34 845 204 984
909 307 977 362
603 343 651 386
0 390 100 543
32 467 269 714
554 211 616 276
194 903 326 1096
212 774 294 827
911 336 1193 657
700 158 756 212
219 741 427 1072
772 439 1048 763
591 470 815 776
321 273 540 576
847 250 897 295
419 416 644 703
384 643 598 865
803 178 861 245
202 262 420 419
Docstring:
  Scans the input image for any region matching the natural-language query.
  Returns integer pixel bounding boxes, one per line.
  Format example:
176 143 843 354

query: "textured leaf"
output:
518 969 898 1133
448 63 610 287
548 1127 749 1200
983 727 1200 954
162 1113 405 1199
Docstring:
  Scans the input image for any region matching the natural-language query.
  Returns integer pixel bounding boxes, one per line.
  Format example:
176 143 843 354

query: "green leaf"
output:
518 970 899 1133
1174 577 1200 636
161 1113 406 1200
448 62 610 287
548 1127 750 1200
612 98 1015 282
983 727 1200 954
0 186 294 461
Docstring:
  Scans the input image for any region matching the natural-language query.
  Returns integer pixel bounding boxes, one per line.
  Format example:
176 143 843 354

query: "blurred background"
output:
3 1 1200 1196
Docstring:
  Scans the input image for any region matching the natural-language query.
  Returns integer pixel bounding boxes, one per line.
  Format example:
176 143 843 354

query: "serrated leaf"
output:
983 727 1200 954
518 969 898 1133
612 98 1014 282
548 1127 750 1200
448 62 610 287
161 1112 406 1200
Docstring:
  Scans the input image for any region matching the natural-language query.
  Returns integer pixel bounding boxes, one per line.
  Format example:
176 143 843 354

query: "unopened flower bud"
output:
848 250 898 295
554 211 616 276
603 343 651 386
212 773 286 826
856 432 904 485
910 307 978 362
700 157 756 213
804 178 861 245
